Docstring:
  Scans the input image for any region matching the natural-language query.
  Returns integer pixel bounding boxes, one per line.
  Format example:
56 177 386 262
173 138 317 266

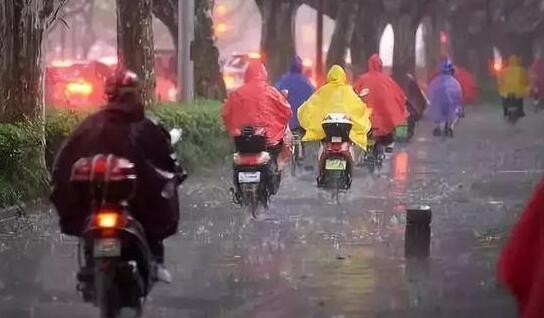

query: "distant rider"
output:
353 54 408 151
498 55 530 117
298 65 372 183
425 58 463 137
276 56 316 132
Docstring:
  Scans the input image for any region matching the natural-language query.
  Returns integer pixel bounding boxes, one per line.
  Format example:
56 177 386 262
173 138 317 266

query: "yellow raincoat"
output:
297 65 372 149
498 56 530 98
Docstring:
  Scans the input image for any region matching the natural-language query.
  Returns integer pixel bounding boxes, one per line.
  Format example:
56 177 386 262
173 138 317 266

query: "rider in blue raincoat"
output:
276 56 316 131
425 58 463 137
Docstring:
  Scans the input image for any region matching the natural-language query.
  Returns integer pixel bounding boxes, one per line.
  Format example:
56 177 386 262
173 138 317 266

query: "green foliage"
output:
0 122 48 208
0 100 229 208
153 100 229 169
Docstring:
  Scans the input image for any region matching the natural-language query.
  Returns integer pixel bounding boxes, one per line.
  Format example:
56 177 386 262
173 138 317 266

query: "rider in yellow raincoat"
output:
498 55 530 117
297 65 372 149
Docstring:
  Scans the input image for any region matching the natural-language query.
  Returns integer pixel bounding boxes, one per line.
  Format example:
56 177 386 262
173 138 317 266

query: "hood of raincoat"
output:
425 73 462 123
368 54 383 72
498 55 530 98
498 178 544 318
222 61 292 144
297 65 372 148
508 55 521 67
354 56 408 137
290 56 304 74
244 60 268 83
326 65 348 84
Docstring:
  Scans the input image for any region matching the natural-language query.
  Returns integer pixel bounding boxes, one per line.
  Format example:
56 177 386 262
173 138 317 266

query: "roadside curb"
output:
0 199 43 222
0 203 25 222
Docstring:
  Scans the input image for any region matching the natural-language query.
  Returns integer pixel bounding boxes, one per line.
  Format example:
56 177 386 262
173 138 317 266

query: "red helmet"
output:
105 70 141 100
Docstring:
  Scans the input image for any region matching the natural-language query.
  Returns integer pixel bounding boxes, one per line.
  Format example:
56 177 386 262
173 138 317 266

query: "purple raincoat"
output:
425 60 463 124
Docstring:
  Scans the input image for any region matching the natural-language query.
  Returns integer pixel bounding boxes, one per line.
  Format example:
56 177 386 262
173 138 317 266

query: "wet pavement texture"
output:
1 104 543 317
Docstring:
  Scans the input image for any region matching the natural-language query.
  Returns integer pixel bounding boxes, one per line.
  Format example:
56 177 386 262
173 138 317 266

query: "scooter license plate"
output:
93 238 121 258
331 136 342 143
325 159 347 170
238 171 261 183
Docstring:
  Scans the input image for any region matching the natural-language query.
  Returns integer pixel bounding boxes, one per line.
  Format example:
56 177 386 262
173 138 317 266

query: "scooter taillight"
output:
326 142 350 154
233 151 271 166
93 209 127 229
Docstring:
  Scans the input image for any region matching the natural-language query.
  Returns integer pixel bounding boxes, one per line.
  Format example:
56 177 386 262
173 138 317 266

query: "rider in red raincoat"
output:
222 61 292 191
353 54 408 143
222 60 291 144
498 178 544 318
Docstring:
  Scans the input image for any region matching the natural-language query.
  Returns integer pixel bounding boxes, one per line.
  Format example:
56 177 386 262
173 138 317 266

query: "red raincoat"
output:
431 65 477 105
498 179 544 318
222 61 293 167
353 54 407 137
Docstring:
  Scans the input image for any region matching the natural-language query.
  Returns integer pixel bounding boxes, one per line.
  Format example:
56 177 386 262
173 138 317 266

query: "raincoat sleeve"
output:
348 95 372 149
498 72 508 98
389 78 409 121
271 88 293 126
448 79 463 108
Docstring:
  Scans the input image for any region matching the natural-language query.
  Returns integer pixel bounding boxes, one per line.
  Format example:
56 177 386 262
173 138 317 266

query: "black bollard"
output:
405 205 432 259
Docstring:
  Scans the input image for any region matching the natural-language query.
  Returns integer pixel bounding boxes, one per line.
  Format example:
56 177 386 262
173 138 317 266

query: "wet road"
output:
1 104 543 317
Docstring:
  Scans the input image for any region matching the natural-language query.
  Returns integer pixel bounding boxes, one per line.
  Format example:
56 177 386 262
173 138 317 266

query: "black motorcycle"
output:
232 126 280 218
71 154 154 318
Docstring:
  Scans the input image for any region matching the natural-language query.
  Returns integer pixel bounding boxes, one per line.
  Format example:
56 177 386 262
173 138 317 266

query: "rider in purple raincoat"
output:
425 59 463 137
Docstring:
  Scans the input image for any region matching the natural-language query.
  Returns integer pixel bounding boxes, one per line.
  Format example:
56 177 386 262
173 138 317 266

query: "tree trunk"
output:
0 0 52 122
350 2 383 75
152 0 226 100
256 0 301 82
450 13 472 68
193 0 227 99
422 15 441 79
326 0 358 71
116 0 155 107
392 14 418 89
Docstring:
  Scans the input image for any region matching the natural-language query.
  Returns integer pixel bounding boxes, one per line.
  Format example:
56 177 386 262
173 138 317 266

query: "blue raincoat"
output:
276 57 315 129
425 60 463 124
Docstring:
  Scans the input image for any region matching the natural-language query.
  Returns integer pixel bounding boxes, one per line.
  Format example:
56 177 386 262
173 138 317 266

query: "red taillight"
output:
233 152 270 166
95 210 126 229
94 158 107 174
66 79 93 96
326 142 350 154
